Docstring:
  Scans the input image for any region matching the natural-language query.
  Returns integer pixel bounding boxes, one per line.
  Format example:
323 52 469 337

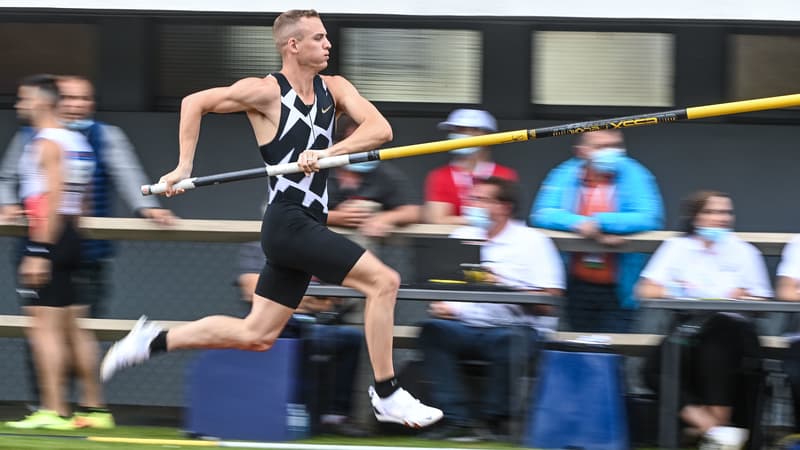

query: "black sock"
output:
149 331 168 354
374 376 400 398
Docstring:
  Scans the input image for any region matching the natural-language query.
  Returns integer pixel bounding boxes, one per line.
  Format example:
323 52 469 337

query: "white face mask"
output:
64 119 95 131
462 205 492 230
448 133 481 156
696 226 730 243
589 147 626 174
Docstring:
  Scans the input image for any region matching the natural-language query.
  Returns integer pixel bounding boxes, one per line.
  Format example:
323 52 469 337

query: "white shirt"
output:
444 220 566 334
18 128 95 215
777 235 800 280
641 233 773 299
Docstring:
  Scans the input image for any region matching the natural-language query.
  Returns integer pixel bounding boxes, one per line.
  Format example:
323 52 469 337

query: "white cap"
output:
437 109 497 132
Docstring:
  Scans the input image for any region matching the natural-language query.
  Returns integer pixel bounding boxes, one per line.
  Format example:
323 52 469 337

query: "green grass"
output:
0 425 188 449
0 425 662 450
0 425 528 450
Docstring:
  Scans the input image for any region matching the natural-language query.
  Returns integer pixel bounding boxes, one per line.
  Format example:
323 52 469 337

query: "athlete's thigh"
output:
299 223 365 285
255 260 312 309
261 201 364 285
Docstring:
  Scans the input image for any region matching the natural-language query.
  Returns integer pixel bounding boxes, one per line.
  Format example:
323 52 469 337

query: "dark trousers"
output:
418 318 538 426
564 277 635 333
644 313 763 426
300 324 363 418
782 337 800 431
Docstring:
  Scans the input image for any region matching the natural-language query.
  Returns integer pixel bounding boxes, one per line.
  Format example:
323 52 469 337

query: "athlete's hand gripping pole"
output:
142 93 800 196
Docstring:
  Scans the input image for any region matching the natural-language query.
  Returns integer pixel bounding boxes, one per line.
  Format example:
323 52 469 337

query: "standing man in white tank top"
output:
6 75 112 430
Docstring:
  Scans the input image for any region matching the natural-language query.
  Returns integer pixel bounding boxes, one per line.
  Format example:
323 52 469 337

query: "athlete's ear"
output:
287 37 300 54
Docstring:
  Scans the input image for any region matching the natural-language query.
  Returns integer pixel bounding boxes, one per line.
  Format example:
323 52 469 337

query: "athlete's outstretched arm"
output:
160 77 278 196
324 75 392 157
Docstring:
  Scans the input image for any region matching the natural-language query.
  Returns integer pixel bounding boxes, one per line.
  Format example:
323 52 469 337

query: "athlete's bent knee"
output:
238 330 277 352
374 267 400 296
243 336 276 352
387 267 402 289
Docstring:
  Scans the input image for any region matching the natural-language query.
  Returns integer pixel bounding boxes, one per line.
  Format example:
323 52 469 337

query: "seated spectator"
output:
774 235 800 432
531 129 663 332
424 109 517 225
776 235 800 301
236 241 367 437
637 190 771 449
419 177 565 441
327 114 420 238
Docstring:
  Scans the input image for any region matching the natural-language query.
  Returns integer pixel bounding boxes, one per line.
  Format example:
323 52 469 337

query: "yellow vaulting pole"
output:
686 93 800 120
375 93 800 161
142 93 800 196
377 130 530 160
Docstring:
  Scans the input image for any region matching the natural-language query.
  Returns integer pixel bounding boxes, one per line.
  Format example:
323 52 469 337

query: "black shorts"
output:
18 219 83 307
256 201 365 309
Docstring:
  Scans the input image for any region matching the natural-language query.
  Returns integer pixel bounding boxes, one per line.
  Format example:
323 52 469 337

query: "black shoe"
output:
319 420 370 438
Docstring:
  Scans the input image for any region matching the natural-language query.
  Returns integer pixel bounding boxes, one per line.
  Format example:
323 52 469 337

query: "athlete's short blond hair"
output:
273 9 320 53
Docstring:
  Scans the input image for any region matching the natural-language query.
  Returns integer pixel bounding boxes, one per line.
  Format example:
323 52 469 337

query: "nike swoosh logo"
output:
320 104 333 114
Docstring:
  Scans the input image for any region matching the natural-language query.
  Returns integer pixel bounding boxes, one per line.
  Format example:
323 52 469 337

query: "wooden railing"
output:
0 217 794 255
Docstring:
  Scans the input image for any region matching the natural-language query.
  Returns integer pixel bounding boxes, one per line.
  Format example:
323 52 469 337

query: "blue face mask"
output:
65 119 95 131
696 226 729 243
590 147 625 174
448 133 481 156
462 206 492 230
346 161 379 173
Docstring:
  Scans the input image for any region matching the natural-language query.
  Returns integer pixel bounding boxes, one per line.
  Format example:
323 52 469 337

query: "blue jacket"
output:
530 156 664 309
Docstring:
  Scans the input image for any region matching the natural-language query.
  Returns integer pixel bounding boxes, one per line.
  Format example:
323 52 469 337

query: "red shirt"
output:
571 172 617 284
424 162 518 216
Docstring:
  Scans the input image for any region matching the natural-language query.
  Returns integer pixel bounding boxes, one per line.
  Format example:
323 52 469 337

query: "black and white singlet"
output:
260 72 336 216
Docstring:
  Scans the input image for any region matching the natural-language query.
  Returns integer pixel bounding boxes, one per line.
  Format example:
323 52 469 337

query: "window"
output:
158 24 279 98
532 31 674 106
0 23 96 95
729 34 800 101
341 28 482 103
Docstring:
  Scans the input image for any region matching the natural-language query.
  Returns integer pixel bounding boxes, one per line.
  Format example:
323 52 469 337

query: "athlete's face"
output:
294 17 331 70
15 86 35 124
22 87 58 126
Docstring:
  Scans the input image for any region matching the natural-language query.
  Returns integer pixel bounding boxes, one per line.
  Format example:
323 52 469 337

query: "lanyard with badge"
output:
580 183 615 269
